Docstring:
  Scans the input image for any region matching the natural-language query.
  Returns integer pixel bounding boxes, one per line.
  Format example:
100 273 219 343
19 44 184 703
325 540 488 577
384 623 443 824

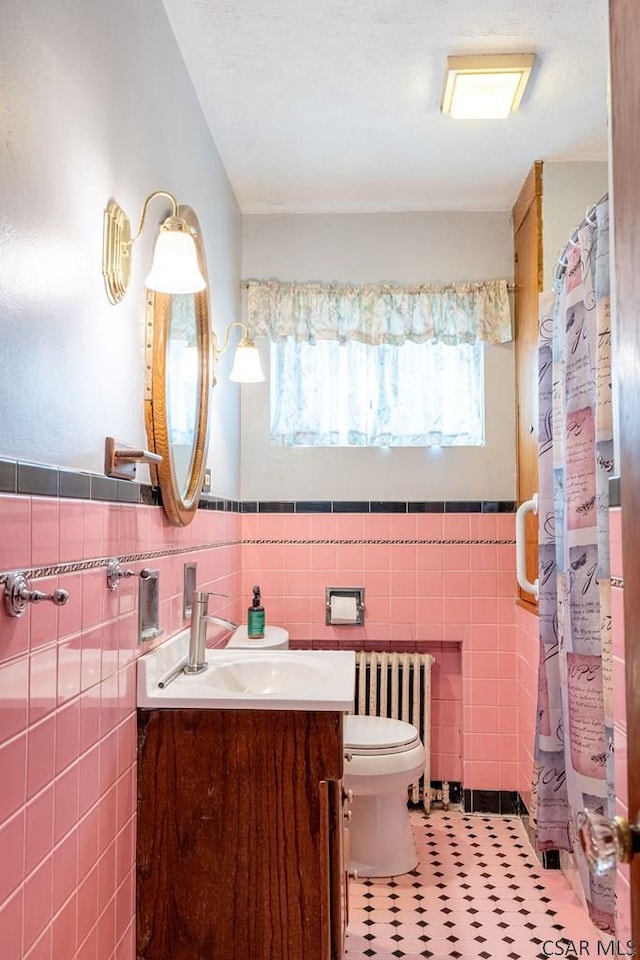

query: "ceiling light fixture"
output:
102 191 206 304
441 54 535 120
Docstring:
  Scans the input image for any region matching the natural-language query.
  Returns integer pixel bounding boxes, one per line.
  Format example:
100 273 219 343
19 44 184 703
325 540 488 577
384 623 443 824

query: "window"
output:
270 338 485 447
246 277 511 449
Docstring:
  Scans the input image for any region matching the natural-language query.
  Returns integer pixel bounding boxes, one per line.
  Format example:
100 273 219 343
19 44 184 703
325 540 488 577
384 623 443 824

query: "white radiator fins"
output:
390 654 399 720
352 651 434 812
379 651 388 717
368 651 378 716
357 650 368 716
410 653 421 805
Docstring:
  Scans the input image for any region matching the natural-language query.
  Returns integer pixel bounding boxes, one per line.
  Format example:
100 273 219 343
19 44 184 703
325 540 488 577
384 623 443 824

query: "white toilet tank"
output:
226 625 290 650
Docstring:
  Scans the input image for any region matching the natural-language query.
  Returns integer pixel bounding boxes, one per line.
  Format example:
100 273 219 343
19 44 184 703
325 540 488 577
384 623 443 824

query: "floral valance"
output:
245 278 512 346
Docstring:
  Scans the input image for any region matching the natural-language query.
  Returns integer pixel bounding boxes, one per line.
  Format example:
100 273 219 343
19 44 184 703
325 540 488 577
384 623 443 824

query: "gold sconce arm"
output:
211 322 265 386
130 191 178 244
215 321 251 358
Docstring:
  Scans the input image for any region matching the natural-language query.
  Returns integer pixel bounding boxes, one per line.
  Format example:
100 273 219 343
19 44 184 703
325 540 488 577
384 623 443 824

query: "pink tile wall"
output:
0 494 241 960
242 510 519 791
609 508 631 945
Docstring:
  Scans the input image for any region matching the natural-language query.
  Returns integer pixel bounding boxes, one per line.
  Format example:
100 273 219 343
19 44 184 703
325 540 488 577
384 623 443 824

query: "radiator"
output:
353 650 434 812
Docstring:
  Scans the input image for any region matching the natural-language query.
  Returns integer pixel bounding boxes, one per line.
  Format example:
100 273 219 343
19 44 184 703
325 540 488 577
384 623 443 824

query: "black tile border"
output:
0 458 517 516
608 475 621 508
17 462 59 497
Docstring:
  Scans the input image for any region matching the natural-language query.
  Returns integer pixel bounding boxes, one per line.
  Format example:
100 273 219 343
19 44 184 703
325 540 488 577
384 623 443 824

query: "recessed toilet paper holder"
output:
325 587 365 626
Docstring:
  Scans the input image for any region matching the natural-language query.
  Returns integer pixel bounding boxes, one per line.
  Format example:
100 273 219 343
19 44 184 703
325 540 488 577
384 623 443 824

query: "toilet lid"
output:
344 715 420 753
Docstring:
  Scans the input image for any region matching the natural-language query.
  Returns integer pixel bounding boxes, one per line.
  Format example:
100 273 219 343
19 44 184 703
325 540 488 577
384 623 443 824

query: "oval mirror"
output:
145 206 211 526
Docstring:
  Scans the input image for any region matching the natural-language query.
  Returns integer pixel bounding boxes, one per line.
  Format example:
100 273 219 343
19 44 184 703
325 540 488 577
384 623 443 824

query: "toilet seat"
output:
344 715 421 755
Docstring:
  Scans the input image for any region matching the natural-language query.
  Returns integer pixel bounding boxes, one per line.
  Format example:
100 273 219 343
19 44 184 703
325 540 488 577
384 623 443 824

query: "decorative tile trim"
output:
611 576 624 589
245 538 516 546
0 539 242 583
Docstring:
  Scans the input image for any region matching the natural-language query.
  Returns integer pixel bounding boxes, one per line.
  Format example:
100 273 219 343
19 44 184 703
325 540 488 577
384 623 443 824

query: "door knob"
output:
576 809 640 876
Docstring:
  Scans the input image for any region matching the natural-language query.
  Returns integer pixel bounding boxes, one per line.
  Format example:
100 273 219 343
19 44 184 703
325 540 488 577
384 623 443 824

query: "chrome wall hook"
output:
2 571 69 618
106 559 137 591
107 560 153 590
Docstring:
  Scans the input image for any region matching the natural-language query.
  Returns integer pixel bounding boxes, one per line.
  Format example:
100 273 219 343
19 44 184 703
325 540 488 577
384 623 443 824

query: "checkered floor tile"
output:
346 810 613 959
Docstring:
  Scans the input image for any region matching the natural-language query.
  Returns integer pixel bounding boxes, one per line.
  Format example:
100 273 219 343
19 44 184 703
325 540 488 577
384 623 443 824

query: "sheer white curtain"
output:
270 339 484 446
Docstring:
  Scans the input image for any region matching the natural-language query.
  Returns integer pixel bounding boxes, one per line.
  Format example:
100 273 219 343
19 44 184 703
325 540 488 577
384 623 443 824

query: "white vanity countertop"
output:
137 629 356 712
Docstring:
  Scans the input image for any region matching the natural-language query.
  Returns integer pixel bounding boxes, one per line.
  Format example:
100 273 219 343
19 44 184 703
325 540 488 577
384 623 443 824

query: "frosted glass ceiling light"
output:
102 190 206 304
441 54 535 120
214 321 265 385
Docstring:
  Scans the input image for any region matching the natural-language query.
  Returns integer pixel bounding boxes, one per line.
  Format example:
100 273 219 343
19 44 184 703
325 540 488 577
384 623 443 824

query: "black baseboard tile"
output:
463 789 523 815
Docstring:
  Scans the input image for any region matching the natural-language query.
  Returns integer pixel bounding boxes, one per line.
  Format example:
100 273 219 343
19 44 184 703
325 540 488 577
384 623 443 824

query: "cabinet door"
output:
513 162 543 609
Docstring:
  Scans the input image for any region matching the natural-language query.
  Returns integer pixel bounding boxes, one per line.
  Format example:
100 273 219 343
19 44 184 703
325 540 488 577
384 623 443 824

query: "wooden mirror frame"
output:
144 206 211 526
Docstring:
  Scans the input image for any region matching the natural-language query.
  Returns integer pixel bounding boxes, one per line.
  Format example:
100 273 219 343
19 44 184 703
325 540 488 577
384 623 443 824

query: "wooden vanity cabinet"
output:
137 708 347 960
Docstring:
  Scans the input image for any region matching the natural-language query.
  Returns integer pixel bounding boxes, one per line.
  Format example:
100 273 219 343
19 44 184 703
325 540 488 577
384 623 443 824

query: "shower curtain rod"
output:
554 192 609 286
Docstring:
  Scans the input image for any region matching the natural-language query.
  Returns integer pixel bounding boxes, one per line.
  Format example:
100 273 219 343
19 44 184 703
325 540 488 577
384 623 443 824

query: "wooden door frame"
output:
609 0 640 941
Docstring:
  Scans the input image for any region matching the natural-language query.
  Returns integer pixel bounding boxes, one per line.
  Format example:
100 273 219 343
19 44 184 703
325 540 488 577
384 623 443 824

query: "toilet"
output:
226 624 290 649
343 714 425 878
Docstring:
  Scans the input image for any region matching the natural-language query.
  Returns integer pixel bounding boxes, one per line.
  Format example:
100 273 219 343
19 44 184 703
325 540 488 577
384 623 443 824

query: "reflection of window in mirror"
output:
167 297 200 496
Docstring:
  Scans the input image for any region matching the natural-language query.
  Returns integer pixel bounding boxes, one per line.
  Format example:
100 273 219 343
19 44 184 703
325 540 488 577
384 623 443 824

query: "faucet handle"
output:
192 590 228 600
190 589 229 613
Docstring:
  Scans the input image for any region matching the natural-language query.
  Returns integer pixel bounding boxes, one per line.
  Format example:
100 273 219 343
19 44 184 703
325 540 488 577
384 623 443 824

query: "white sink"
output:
204 655 333 695
137 629 355 712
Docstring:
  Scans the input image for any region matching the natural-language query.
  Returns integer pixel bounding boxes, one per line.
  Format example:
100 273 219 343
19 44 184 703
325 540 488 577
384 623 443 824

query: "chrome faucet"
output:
184 591 237 674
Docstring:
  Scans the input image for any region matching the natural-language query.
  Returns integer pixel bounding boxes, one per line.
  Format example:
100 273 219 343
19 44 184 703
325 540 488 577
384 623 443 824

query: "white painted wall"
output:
0 0 243 498
542 161 609 292
241 212 516 501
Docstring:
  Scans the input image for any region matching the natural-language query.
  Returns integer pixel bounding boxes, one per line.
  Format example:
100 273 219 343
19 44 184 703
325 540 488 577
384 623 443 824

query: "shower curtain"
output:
532 198 615 932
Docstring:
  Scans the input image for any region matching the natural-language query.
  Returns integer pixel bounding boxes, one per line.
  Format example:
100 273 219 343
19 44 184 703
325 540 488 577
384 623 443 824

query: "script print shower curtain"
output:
533 199 615 931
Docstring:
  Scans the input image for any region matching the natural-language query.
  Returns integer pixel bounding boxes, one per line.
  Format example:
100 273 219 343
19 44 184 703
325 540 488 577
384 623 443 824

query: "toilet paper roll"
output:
330 594 359 624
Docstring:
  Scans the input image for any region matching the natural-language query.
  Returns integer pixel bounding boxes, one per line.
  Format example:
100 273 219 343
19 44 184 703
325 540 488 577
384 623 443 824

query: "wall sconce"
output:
213 322 265 385
102 190 207 304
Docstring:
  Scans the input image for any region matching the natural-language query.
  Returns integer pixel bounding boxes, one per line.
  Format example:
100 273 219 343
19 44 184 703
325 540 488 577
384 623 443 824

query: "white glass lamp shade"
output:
145 224 206 295
228 339 265 383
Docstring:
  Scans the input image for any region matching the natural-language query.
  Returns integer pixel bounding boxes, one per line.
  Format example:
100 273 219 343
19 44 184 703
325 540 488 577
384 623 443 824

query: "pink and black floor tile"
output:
346 810 616 960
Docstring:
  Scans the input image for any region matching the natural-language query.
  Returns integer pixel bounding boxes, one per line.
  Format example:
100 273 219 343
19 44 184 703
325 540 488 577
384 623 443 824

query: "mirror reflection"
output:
166 294 201 499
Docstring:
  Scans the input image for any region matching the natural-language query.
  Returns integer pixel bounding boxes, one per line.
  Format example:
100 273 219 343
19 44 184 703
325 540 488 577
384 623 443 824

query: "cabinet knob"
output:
342 788 353 803
576 810 640 876
348 868 359 880
344 809 352 821
344 750 353 763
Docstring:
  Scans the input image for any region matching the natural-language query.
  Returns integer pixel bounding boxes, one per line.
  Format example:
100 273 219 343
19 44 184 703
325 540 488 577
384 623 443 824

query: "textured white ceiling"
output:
160 0 608 213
